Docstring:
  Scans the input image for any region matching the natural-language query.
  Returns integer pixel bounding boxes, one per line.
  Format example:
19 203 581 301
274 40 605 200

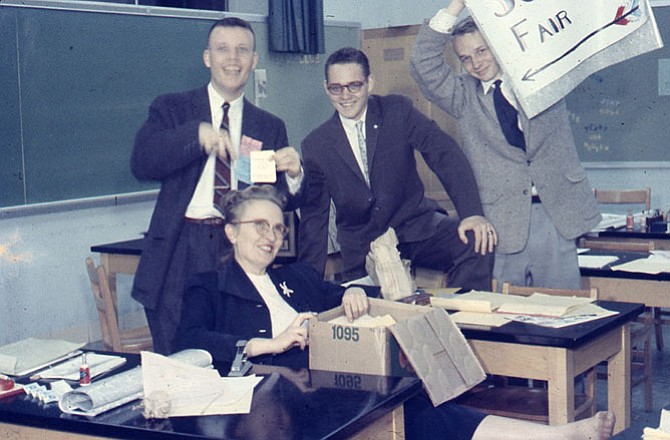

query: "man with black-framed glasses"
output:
298 47 495 291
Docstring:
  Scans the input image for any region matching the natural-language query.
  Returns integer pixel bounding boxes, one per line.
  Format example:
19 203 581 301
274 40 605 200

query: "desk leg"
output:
547 349 574 425
608 323 631 435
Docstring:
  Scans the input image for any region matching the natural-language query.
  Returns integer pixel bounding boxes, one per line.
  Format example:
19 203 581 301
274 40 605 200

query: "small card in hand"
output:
250 150 277 183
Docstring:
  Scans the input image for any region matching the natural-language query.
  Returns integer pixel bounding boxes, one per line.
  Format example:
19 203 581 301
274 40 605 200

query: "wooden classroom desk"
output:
461 301 643 434
580 250 670 308
0 354 421 440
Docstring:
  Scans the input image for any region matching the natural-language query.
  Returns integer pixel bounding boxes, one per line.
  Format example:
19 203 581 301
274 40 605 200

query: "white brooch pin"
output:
279 281 294 298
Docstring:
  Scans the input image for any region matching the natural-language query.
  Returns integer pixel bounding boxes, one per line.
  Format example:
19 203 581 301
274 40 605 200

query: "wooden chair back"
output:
579 239 655 253
501 283 598 299
85 257 153 353
594 187 651 210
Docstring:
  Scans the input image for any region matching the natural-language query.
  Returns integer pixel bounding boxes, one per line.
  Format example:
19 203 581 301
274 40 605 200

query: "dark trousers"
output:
397 214 494 291
146 220 230 355
405 392 486 440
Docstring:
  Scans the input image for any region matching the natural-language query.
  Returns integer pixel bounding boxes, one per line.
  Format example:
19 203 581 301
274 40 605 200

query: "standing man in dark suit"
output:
298 47 495 289
131 17 303 355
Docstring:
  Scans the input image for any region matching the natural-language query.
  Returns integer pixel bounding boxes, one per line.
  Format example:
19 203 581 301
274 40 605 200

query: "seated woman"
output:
175 185 615 440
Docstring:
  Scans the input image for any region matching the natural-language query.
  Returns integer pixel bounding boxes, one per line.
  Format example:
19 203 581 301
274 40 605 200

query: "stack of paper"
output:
430 290 615 329
496 293 595 317
430 290 513 313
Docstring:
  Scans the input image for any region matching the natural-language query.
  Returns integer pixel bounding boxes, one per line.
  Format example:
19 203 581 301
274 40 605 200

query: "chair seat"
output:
455 385 592 423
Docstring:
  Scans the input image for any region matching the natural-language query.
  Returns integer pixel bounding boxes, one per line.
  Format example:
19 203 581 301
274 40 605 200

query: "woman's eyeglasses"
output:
231 219 288 238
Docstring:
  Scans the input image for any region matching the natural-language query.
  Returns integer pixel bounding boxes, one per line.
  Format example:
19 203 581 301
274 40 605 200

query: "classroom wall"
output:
0 198 153 347
1 0 669 348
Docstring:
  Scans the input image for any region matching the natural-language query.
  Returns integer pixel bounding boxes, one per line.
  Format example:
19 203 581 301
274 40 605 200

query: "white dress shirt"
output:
248 272 299 337
185 84 243 219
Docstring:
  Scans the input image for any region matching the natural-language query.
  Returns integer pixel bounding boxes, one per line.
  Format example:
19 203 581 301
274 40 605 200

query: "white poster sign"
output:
466 0 663 118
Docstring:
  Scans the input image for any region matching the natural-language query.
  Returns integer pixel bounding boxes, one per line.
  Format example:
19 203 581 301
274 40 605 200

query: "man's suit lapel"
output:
241 98 255 139
190 86 212 124
240 98 268 149
190 86 214 175
365 97 381 171
327 112 369 186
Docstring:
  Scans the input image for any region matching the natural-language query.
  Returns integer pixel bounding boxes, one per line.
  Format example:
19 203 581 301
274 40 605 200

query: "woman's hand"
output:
245 312 313 357
342 287 370 322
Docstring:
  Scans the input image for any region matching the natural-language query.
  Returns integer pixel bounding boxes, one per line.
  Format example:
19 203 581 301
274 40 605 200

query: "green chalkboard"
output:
0 5 358 207
566 5 670 163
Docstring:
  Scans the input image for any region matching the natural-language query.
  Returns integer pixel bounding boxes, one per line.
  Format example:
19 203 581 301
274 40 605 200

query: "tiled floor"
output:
610 325 670 439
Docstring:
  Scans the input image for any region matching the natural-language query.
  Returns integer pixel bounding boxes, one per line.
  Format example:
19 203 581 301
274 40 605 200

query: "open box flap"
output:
390 307 485 406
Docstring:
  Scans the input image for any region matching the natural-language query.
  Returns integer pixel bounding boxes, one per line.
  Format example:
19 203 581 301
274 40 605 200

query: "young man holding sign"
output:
410 0 600 290
131 17 303 354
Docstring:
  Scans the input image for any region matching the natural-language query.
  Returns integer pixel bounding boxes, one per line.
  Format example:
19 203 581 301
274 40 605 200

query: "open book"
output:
0 338 84 377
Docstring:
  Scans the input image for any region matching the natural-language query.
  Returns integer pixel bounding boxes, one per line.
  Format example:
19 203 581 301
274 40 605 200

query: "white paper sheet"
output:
611 258 670 274
141 351 262 418
328 314 396 328
508 303 619 328
578 255 620 269
250 150 276 183
651 251 670 260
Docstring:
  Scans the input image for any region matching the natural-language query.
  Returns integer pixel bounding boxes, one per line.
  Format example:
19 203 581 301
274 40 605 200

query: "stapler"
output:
228 340 252 377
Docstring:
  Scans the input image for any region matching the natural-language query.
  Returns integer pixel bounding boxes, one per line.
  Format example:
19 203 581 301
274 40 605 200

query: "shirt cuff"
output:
285 167 304 195
429 8 459 34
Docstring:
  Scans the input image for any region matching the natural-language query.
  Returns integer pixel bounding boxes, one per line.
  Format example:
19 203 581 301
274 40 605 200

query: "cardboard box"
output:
309 298 485 405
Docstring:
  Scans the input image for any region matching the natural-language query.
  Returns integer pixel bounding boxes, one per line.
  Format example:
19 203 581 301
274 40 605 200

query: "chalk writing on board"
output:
598 98 621 116
568 111 611 154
